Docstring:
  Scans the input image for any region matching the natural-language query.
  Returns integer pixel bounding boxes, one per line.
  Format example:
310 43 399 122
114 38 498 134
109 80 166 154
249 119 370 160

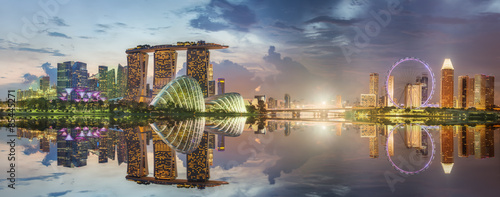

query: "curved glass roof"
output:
150 75 205 112
205 93 247 113
206 117 247 137
149 118 205 154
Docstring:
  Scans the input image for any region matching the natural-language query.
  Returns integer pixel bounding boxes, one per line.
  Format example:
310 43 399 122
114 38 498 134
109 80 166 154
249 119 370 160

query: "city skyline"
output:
1 0 500 104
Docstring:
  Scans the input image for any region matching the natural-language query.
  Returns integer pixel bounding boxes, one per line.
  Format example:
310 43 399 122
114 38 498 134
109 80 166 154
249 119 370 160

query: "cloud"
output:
50 17 69 26
41 62 57 85
305 16 361 26
11 47 65 56
189 0 257 32
47 190 72 197
272 21 304 32
78 36 92 39
115 22 126 27
47 32 71 39
96 24 110 29
22 73 39 84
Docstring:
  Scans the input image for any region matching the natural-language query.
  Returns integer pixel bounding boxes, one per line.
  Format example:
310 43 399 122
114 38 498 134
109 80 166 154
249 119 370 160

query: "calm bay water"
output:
1 117 499 196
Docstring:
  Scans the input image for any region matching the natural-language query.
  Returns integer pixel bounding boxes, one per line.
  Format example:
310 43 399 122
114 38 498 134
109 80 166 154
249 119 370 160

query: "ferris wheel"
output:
386 57 435 109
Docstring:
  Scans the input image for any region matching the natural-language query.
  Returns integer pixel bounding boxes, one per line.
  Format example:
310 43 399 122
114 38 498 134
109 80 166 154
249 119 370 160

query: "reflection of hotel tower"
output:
387 125 394 156
126 126 149 177
360 125 378 158
153 132 177 180
187 132 210 181
456 125 494 160
441 126 454 174
405 124 422 149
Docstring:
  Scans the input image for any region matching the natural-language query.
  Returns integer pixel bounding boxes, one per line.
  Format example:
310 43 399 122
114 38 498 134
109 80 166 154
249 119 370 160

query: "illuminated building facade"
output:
369 73 379 106
405 124 422 149
440 59 454 108
153 50 177 97
416 73 429 102
57 61 73 96
126 52 149 102
153 132 177 180
187 48 210 97
150 75 206 112
72 62 88 98
187 132 210 182
360 94 376 107
117 64 128 98
217 78 225 95
474 74 487 109
387 125 394 156
98 66 108 97
387 75 394 107
40 76 50 91
369 136 379 158
126 127 149 177
336 95 342 108
99 131 108 163
405 83 422 108
458 75 475 109
360 125 376 137
441 125 454 174
268 97 277 109
485 75 495 109
458 125 474 157
284 94 291 108
106 69 116 99
208 64 215 97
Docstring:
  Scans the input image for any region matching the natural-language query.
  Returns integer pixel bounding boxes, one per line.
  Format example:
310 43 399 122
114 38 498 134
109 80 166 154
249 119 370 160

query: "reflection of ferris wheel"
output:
386 57 435 109
386 124 436 175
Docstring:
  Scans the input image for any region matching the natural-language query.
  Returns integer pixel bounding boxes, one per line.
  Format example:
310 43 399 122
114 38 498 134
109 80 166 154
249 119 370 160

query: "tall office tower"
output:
106 69 116 99
369 136 379 158
458 75 471 108
441 125 454 174
360 94 377 107
387 75 394 107
485 125 494 158
485 75 495 109
87 76 98 92
440 59 454 108
467 78 475 108
126 52 149 102
187 48 210 97
474 74 487 109
153 50 177 97
98 66 108 97
217 78 225 95
125 127 149 177
405 83 422 108
369 73 379 106
208 63 214 81
117 64 128 98
57 61 73 96
284 93 291 108
153 132 177 180
187 132 210 182
336 95 342 108
40 76 50 91
268 97 276 109
208 80 216 97
72 61 88 88
420 73 429 102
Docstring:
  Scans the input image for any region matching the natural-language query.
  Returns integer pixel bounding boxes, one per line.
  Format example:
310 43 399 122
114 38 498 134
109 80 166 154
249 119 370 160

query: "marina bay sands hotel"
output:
125 41 228 102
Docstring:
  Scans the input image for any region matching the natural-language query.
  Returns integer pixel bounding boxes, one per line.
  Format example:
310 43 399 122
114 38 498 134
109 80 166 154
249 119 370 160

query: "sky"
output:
1 0 500 104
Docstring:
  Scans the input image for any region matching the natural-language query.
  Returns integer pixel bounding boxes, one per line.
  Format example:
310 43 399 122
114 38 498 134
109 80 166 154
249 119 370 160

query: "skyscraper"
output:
217 78 225 95
153 50 177 97
485 75 495 109
387 75 394 107
98 66 108 97
106 69 116 99
57 61 73 96
405 83 422 108
458 75 474 109
474 74 487 109
284 94 291 108
441 126 454 174
126 52 149 102
420 73 429 102
117 64 128 98
187 48 210 97
208 64 215 97
440 59 454 108
40 76 50 91
72 62 88 88
369 73 379 106
360 94 376 107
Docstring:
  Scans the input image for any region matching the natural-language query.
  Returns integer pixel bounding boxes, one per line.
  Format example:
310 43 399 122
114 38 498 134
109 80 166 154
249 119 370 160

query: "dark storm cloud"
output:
305 16 362 26
22 73 39 84
47 31 72 39
189 0 257 32
41 62 57 84
50 16 69 26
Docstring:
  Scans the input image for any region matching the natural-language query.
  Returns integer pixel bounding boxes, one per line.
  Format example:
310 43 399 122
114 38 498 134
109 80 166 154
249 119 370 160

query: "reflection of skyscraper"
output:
40 136 50 152
217 78 225 95
441 126 454 174
153 50 177 97
485 76 495 109
126 127 149 177
387 125 394 156
404 124 421 148
440 59 454 108
369 73 379 106
360 125 376 137
117 131 128 165
485 125 495 158
187 48 210 97
458 125 472 157
369 136 379 158
99 131 108 163
153 132 177 180
217 134 225 151
284 122 291 136
126 52 149 102
187 132 210 182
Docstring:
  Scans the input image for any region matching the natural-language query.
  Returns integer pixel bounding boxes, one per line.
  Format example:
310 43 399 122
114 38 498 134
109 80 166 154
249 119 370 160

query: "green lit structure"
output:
150 76 205 112
205 93 247 113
